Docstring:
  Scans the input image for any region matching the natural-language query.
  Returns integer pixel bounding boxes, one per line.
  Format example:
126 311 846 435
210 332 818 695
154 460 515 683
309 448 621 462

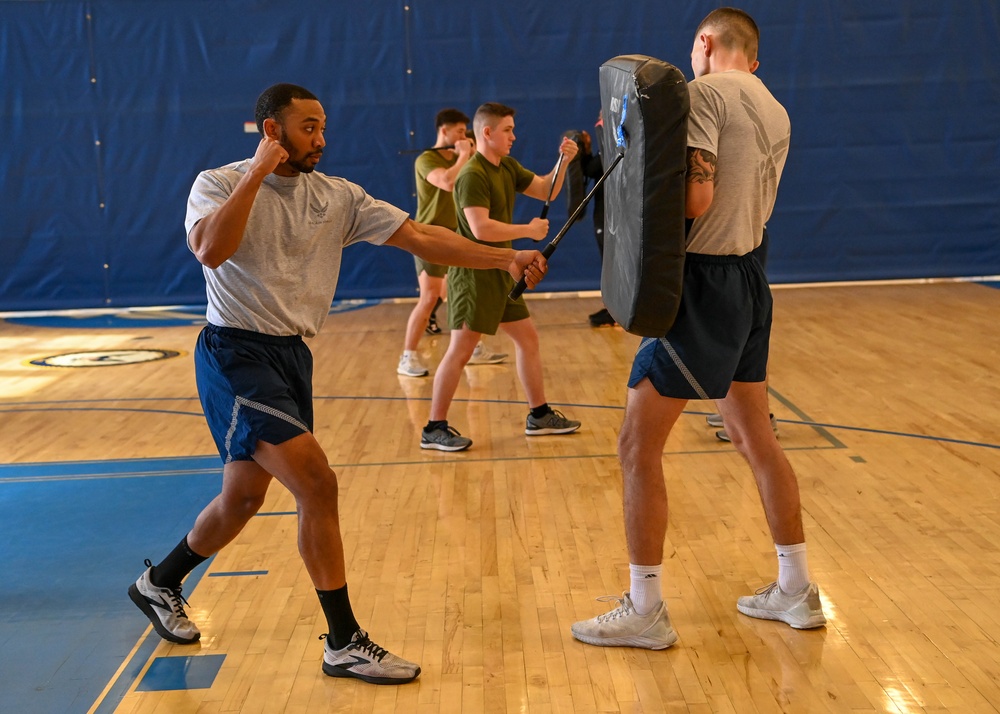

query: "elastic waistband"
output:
205 323 303 345
685 252 755 265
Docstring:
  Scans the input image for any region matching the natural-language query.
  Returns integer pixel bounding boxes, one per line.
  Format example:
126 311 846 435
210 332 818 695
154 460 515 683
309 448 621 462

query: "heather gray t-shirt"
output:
185 159 408 337
686 71 790 255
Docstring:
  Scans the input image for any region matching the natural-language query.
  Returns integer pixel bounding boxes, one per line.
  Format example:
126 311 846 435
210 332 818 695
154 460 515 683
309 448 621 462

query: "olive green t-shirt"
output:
414 150 459 228
453 153 535 247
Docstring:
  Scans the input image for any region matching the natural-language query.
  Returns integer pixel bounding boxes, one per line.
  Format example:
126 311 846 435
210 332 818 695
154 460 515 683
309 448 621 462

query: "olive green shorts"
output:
414 255 449 279
447 266 530 335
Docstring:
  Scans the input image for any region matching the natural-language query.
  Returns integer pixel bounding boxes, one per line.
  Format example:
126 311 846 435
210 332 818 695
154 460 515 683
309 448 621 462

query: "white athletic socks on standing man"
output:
629 563 663 615
775 542 810 593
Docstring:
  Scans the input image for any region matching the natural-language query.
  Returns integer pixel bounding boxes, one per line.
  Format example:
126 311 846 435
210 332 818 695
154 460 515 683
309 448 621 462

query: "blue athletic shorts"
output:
195 325 314 463
628 252 772 400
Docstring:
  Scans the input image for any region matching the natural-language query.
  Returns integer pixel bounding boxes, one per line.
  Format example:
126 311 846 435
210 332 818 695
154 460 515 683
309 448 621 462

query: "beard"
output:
279 128 322 173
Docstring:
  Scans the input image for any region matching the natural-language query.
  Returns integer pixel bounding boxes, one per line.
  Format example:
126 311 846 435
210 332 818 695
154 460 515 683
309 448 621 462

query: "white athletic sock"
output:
628 563 663 615
403 350 417 359
775 542 810 594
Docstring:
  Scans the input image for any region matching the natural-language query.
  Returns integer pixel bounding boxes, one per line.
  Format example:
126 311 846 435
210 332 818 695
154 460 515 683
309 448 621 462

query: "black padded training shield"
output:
598 55 689 337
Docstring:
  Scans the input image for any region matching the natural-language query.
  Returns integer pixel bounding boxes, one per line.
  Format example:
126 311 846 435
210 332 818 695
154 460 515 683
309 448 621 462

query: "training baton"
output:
508 151 624 300
397 144 455 155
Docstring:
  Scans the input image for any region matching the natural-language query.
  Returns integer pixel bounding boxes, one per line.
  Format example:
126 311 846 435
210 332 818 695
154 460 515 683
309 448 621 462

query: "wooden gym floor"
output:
1 283 999 713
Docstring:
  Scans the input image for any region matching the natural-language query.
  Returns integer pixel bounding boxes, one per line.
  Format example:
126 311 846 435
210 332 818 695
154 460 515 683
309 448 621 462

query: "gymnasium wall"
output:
1 1 998 311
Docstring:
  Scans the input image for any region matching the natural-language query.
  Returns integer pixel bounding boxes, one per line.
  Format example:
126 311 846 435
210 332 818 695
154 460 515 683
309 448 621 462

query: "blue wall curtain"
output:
1 0 998 310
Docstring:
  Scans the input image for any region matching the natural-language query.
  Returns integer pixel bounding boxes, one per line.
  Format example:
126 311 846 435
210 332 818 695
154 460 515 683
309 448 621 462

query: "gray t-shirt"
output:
185 159 408 337
686 71 790 255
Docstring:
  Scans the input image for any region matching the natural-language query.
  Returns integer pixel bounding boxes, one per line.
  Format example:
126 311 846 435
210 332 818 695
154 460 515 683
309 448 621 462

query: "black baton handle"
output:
508 151 624 300
397 144 455 155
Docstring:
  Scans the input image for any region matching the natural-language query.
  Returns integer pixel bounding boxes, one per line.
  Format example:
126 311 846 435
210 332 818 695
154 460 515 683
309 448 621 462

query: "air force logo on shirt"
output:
310 198 331 224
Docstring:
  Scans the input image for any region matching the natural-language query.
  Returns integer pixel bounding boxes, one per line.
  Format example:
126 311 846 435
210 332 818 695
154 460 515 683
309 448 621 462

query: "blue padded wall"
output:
1 1 998 310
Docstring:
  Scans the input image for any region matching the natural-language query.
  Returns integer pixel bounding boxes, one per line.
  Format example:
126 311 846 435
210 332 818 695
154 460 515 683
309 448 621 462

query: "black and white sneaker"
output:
321 630 421 685
128 559 201 644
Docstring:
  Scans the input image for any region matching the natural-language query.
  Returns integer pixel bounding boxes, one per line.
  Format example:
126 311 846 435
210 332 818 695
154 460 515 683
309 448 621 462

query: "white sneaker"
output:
322 630 421 685
397 353 429 377
571 593 678 650
128 560 201 644
737 582 826 629
467 342 508 365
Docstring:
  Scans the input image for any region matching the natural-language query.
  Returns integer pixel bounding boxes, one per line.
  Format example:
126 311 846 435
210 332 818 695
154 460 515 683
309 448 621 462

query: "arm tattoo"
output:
687 148 717 184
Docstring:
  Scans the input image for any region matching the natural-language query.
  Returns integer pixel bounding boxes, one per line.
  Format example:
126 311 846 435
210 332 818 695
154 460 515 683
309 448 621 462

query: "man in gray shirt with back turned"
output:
572 8 825 650
126 83 547 686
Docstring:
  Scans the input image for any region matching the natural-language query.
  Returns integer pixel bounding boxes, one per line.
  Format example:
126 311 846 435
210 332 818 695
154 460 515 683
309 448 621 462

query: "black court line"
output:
768 387 846 448
3 395 998 457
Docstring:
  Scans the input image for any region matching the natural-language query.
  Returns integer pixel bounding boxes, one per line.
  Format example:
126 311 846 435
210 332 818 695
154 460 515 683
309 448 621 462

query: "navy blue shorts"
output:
195 325 314 463
628 252 772 400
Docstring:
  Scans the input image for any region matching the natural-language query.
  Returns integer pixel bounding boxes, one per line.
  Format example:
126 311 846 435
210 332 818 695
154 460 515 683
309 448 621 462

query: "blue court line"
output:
0 456 222 483
0 397 200 406
135 654 227 692
0 406 204 418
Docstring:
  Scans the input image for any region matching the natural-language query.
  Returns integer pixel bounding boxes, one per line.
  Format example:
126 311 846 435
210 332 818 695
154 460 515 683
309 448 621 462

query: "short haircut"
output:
696 8 760 63
473 102 516 136
435 108 470 128
254 83 319 136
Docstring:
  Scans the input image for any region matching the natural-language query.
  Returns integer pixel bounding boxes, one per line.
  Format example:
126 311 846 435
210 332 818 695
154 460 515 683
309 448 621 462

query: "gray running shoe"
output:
525 409 581 436
128 560 201 644
467 342 508 365
705 412 725 427
571 593 678 650
322 630 421 685
716 413 779 442
421 424 472 452
737 582 826 629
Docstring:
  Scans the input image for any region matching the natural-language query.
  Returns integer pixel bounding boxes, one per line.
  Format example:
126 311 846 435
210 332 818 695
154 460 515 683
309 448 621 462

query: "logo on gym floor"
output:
27 349 184 368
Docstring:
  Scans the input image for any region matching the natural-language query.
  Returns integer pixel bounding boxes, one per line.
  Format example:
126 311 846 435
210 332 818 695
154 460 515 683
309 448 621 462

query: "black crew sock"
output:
424 419 447 433
151 535 208 589
430 296 443 320
530 403 552 419
317 585 361 650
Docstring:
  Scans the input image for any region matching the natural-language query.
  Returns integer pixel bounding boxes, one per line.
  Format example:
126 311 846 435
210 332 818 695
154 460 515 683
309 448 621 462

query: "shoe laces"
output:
321 631 388 661
170 587 191 616
439 425 463 438
351 634 389 662
594 594 634 623
755 582 780 598
145 559 191 617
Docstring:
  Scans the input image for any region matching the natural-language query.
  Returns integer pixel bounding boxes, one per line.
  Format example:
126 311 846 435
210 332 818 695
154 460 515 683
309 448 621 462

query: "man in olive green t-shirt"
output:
398 111 509 377
420 102 582 451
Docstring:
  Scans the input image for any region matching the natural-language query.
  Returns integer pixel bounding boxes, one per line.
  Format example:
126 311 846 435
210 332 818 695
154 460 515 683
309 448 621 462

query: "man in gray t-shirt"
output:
127 83 548 686
572 9 826 651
